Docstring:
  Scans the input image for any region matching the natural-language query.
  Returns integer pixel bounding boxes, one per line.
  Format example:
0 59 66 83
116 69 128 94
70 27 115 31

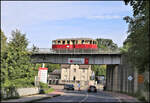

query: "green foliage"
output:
39 82 49 89
1 29 37 89
39 82 54 94
6 29 33 81
123 1 149 101
1 30 7 52
123 0 149 73
45 63 60 73
91 38 118 77
134 90 147 102
92 65 106 77
44 88 54 94
144 80 149 92
1 30 8 85
96 38 118 50
119 42 131 54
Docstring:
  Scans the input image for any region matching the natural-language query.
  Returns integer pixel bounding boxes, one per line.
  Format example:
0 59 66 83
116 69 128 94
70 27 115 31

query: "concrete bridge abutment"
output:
106 65 120 92
106 54 150 102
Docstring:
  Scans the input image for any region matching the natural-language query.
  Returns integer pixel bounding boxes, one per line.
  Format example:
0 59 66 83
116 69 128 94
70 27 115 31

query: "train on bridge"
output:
52 38 98 50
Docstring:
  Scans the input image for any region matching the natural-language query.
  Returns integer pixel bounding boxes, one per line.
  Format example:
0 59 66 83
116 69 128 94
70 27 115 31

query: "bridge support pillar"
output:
112 65 119 91
106 65 119 92
106 65 113 91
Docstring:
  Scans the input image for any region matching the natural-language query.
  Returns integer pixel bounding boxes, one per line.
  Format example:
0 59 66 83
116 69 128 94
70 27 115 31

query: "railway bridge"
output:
29 48 125 92
29 48 139 94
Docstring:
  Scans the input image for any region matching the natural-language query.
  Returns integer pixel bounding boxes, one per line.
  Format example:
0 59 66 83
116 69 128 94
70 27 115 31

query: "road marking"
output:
87 94 119 99
115 97 122 103
79 92 88 103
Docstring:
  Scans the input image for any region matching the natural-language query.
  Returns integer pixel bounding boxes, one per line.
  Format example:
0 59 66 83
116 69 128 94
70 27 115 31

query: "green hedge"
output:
39 82 54 94
39 82 49 89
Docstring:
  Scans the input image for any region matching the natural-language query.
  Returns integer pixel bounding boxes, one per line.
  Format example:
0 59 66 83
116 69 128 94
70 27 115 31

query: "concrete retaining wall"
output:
106 54 150 102
1 87 40 99
17 87 39 96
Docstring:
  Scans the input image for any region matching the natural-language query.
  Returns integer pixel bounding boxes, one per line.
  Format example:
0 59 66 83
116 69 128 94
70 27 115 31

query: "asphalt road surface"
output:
38 90 121 102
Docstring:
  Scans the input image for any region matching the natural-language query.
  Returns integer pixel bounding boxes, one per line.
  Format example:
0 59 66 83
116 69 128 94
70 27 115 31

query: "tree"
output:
45 63 60 73
96 38 118 50
3 29 35 87
92 65 106 77
91 38 118 78
1 30 9 86
123 0 149 73
1 30 7 52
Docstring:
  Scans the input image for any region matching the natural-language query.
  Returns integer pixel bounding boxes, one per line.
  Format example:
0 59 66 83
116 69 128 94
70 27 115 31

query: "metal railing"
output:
28 48 121 54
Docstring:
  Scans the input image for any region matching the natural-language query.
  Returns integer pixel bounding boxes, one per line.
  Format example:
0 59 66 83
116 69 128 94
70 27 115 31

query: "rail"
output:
27 48 121 54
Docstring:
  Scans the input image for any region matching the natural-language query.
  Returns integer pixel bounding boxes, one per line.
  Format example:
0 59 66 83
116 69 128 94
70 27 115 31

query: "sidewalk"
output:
104 91 140 102
1 90 63 102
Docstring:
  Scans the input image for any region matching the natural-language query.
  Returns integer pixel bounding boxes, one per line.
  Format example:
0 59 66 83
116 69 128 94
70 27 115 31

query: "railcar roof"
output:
54 38 95 41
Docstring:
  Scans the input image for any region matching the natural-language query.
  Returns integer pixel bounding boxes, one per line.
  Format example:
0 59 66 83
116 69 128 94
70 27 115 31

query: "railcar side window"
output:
93 41 96 44
63 41 65 44
58 41 61 44
90 40 92 44
76 40 78 44
67 40 70 44
82 40 84 44
85 40 89 44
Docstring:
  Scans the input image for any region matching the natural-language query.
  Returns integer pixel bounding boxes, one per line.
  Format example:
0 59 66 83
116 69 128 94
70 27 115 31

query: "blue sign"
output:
78 84 80 87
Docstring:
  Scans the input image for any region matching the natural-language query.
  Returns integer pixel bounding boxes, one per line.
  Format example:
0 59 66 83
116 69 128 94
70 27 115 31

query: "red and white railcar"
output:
52 38 98 49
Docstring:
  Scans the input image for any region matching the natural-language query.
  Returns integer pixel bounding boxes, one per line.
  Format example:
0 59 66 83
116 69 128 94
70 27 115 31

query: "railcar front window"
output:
52 41 56 44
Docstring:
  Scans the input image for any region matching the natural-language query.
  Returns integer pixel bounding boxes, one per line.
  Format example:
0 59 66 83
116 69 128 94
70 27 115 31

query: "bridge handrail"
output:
27 48 121 54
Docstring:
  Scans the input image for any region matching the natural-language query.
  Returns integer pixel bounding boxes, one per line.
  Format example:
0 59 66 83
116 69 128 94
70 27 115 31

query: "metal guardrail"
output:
28 48 121 54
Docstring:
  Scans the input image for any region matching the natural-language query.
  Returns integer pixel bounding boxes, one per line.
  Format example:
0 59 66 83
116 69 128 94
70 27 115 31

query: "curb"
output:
1 94 61 103
105 91 141 103
27 94 61 103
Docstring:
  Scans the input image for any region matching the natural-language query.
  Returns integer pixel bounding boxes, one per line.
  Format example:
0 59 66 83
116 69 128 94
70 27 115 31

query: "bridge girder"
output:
31 54 121 65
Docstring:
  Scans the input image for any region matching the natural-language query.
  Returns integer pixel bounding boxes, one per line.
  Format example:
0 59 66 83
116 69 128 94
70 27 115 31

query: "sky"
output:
1 1 133 48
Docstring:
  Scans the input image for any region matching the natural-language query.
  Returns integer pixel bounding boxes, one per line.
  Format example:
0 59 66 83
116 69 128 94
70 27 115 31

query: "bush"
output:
138 96 146 102
1 86 20 99
39 82 54 94
44 88 54 94
39 82 49 89
10 78 35 88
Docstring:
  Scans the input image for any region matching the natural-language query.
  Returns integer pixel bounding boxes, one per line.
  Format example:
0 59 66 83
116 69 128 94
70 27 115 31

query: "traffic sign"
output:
38 68 48 84
138 75 144 83
128 76 133 81
68 58 89 64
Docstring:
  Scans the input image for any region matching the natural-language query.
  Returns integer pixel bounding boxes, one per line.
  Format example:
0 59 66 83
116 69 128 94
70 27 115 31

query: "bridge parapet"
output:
28 48 121 54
